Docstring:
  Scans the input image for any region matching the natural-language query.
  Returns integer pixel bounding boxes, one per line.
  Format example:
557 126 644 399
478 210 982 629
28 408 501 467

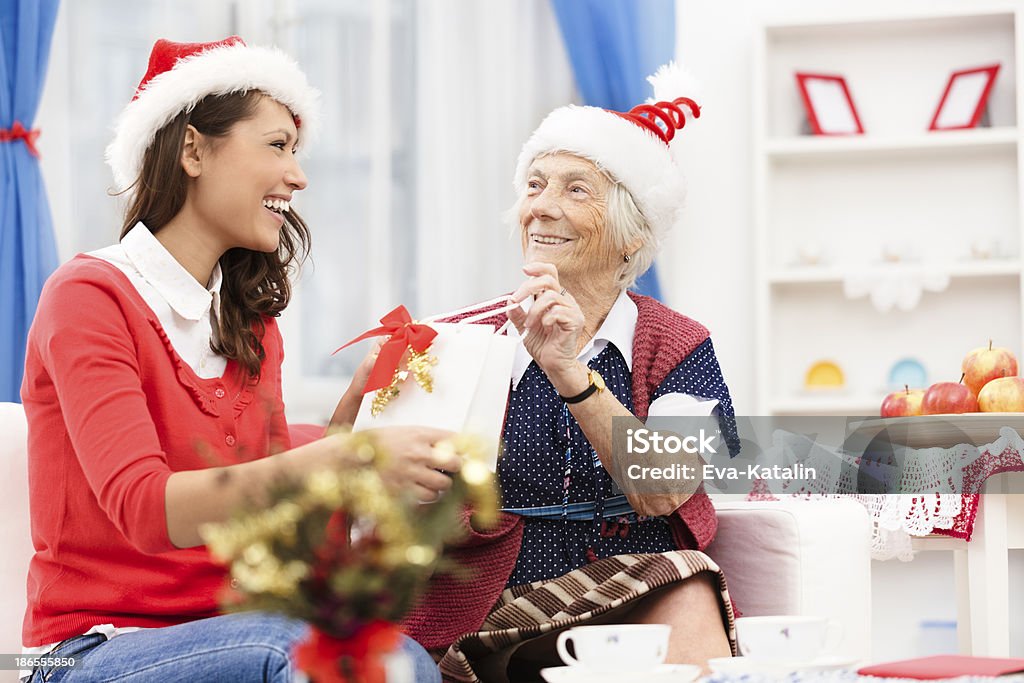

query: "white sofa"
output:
0 402 873 662
0 402 32 657
707 497 873 661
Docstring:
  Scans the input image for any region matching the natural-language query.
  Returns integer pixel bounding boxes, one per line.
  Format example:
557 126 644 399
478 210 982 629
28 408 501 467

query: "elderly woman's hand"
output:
508 262 585 380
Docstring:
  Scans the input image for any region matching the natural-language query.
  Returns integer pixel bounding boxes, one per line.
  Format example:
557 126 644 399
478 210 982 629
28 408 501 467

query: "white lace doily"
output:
749 428 1024 561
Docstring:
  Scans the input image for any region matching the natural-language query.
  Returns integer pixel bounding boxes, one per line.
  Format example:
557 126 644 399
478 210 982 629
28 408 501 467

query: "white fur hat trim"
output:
106 42 321 190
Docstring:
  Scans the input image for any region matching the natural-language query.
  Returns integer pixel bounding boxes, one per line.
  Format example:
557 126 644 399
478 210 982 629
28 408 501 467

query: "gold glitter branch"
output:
370 345 439 416
199 429 498 636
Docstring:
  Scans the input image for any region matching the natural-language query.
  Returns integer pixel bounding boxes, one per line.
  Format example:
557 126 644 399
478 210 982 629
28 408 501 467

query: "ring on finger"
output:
431 441 458 467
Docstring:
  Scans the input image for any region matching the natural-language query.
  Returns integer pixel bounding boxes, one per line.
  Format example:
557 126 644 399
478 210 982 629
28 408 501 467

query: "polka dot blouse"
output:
498 337 736 587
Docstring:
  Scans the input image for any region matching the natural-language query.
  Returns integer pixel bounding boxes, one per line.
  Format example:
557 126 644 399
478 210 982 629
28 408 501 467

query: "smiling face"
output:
188 96 308 254
518 152 621 287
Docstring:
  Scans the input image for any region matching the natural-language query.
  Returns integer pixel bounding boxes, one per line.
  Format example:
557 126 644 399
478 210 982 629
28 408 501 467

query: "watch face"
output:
592 370 606 391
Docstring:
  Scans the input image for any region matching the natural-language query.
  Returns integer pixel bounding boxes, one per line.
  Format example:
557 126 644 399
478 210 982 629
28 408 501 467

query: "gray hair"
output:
508 154 657 291
605 180 656 290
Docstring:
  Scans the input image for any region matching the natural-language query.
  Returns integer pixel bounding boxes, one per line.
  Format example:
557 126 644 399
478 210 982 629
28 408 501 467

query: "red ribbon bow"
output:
293 622 401 683
0 121 41 158
334 305 438 394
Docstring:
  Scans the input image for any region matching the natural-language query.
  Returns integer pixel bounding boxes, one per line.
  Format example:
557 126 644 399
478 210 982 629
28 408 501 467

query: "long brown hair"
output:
121 91 310 380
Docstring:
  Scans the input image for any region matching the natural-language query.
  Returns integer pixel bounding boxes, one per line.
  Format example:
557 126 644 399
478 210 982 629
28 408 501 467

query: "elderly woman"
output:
402 64 739 681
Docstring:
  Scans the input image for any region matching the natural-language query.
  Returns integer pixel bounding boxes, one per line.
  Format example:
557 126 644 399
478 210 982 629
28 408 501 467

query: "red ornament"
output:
294 622 402 683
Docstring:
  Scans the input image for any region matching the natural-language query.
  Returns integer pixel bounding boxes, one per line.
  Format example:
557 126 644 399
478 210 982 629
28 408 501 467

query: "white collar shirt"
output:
508 289 719 417
89 223 227 379
24 226 222 675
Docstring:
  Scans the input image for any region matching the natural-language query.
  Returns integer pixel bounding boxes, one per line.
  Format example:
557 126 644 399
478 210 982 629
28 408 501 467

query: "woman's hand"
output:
166 425 462 548
329 341 383 427
362 426 463 503
507 262 585 381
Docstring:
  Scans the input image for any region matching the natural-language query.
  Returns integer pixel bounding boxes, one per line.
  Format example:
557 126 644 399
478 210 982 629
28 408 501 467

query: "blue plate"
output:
888 358 927 391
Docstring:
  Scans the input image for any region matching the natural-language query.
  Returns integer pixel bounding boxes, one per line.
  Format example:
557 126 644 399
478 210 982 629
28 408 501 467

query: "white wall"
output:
673 0 1024 660
669 0 1022 415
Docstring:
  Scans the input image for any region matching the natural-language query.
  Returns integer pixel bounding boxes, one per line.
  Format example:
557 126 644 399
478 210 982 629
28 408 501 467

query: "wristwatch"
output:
560 368 606 404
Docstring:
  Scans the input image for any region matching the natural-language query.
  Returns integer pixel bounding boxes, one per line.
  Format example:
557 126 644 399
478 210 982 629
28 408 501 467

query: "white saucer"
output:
708 655 859 675
540 663 701 683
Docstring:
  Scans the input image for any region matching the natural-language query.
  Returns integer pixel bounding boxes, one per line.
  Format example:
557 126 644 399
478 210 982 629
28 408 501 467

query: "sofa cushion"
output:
0 402 31 651
706 498 872 660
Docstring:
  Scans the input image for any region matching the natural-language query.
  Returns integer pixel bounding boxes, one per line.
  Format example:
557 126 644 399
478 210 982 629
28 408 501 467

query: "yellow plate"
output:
805 360 845 389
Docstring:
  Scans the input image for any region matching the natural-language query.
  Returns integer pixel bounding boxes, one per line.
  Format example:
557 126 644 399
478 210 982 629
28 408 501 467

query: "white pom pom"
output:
646 61 702 118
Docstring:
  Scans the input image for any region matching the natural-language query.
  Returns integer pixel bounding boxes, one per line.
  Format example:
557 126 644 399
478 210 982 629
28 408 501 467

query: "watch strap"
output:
560 382 599 404
560 369 602 404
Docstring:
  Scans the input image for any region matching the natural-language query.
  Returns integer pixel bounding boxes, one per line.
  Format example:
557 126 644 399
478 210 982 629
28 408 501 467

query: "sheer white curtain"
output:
45 0 236 258
272 0 420 421
39 0 576 424
414 0 576 317
280 0 575 421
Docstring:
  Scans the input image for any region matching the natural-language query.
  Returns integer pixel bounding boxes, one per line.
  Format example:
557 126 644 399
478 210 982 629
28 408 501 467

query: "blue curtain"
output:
550 0 675 300
0 0 59 402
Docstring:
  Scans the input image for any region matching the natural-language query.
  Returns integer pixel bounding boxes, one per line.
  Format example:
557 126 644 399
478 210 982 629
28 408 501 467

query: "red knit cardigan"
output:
401 292 717 649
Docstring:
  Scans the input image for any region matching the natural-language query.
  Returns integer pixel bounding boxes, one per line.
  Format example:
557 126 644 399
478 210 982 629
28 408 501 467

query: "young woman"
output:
20 37 447 682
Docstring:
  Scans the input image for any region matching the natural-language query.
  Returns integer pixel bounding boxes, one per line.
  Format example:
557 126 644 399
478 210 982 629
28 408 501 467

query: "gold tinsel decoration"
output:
406 349 438 392
199 429 499 637
370 345 438 416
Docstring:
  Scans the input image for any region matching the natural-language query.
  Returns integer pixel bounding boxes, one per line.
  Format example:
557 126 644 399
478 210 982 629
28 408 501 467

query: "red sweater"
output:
402 291 717 649
20 256 290 647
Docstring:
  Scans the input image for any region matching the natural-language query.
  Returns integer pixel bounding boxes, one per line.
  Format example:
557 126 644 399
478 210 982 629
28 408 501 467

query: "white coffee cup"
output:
735 616 842 661
555 624 670 672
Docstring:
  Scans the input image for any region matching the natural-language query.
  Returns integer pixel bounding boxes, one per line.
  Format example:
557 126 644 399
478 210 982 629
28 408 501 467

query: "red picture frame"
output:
795 72 865 136
928 64 1001 131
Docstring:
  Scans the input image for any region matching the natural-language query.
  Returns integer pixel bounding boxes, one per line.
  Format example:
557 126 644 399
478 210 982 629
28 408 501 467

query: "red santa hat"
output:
106 36 321 190
513 62 701 245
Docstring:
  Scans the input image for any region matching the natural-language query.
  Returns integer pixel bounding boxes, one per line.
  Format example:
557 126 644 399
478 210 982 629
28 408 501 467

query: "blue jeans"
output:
29 612 440 682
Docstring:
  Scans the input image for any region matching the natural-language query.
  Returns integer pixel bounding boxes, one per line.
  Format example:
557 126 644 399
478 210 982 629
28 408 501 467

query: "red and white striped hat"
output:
513 62 701 244
106 36 321 190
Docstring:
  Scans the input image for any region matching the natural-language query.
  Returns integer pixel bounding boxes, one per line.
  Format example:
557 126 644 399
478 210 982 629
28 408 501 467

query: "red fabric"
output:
20 255 290 647
0 120 41 157
401 509 524 650
290 422 328 447
134 36 245 100
858 655 1024 679
402 292 715 648
294 622 401 683
933 441 1024 541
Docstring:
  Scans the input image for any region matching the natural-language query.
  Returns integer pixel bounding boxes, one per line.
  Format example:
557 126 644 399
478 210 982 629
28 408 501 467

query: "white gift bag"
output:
351 299 518 470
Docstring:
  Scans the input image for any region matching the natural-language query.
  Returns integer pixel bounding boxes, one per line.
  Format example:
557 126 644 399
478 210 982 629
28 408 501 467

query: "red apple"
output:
962 340 1018 396
921 379 979 415
880 385 925 417
978 376 1024 412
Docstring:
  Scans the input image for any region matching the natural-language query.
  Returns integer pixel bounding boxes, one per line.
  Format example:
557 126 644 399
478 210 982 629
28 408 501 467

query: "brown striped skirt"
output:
437 550 737 683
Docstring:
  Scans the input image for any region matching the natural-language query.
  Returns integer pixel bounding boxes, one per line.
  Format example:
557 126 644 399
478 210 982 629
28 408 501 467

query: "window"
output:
40 0 573 424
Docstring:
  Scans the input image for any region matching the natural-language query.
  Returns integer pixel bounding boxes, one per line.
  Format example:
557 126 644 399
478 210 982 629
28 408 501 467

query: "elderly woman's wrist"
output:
547 361 589 397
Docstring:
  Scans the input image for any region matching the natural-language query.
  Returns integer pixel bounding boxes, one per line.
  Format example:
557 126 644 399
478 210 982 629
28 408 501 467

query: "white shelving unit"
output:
753 6 1024 415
